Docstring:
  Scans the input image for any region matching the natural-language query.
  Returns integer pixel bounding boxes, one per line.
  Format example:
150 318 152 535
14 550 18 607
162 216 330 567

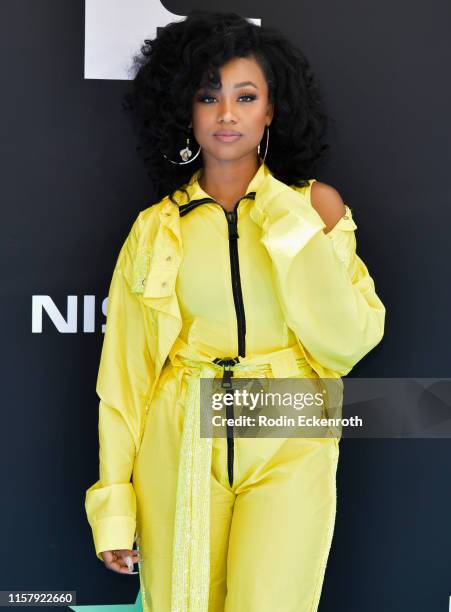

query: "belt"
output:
167 337 312 611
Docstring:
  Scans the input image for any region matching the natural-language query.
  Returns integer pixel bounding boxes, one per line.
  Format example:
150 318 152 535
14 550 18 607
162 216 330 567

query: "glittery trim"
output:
131 250 152 294
170 362 217 612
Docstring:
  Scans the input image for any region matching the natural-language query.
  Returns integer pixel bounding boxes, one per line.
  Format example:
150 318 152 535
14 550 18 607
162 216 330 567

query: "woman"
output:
85 10 386 612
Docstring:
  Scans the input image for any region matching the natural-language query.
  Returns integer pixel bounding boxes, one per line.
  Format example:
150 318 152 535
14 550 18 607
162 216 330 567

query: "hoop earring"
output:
257 125 270 162
162 128 202 165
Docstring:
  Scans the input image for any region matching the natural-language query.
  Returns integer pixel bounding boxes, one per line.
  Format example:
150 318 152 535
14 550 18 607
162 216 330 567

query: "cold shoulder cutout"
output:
292 179 358 270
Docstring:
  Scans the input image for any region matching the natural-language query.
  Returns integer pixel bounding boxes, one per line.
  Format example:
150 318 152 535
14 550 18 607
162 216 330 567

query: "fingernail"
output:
124 555 133 571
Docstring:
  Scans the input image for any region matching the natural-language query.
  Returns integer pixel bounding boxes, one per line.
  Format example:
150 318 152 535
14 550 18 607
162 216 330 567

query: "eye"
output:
238 93 257 102
197 94 216 104
196 92 257 104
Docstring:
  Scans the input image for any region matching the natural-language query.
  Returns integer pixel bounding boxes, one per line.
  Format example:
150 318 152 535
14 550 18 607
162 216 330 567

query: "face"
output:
190 55 274 164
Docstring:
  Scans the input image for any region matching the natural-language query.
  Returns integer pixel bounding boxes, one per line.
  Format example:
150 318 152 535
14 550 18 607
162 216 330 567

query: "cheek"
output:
191 112 211 146
191 108 211 134
256 103 271 120
192 103 210 119
245 102 269 123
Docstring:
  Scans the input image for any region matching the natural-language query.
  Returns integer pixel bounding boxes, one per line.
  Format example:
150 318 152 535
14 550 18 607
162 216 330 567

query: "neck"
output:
198 156 262 212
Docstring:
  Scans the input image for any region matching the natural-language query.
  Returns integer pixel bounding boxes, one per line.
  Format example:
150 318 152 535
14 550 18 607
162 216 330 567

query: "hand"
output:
100 548 141 574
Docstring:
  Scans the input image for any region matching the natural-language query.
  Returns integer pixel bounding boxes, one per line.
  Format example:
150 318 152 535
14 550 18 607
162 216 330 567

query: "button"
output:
141 279 145 286
161 281 167 287
166 255 172 261
164 212 171 216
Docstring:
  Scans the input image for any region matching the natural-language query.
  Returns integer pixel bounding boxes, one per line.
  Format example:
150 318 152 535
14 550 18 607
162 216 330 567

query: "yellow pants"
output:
133 358 339 612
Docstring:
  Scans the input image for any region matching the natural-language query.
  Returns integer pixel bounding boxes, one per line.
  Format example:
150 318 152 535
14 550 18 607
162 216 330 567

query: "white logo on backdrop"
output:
32 296 108 333
85 0 261 80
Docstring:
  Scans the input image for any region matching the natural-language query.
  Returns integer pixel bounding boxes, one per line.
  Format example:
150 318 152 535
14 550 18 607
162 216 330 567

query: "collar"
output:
177 161 274 215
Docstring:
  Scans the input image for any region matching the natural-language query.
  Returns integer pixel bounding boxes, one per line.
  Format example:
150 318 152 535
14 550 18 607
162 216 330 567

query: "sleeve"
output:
85 212 155 560
250 185 386 378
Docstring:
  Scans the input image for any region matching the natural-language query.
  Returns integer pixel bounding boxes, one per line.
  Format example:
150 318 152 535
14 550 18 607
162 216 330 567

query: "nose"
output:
217 99 238 124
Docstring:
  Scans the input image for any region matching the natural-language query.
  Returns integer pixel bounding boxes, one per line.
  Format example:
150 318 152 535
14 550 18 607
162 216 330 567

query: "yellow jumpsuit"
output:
85 162 386 612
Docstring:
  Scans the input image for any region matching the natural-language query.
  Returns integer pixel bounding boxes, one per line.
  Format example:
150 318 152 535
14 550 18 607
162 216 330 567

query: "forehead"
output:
199 55 267 88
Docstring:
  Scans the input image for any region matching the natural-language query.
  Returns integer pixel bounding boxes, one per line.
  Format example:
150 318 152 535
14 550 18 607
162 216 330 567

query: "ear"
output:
266 102 274 124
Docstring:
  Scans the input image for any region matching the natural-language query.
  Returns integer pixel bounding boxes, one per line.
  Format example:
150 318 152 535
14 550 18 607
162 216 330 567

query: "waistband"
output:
168 335 312 378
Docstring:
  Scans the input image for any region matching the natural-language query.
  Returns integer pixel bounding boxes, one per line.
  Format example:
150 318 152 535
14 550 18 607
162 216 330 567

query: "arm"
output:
250 180 386 377
85 212 155 560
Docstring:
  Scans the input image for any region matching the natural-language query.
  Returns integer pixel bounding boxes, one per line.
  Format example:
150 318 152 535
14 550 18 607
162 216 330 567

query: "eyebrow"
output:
200 80 259 90
233 81 258 89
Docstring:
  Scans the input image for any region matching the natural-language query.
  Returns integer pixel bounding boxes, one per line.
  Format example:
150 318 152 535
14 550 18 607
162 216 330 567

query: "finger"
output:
109 558 133 574
115 554 137 572
106 550 141 573
101 551 115 564
114 549 140 560
116 562 138 574
122 555 133 572
105 551 128 571
118 550 141 564
122 554 141 572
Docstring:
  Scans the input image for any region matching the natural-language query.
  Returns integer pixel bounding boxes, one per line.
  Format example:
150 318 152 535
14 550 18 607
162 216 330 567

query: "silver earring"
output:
257 125 270 162
162 128 202 165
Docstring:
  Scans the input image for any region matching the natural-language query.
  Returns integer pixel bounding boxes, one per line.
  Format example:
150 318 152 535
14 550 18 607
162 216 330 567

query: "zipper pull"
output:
221 365 234 390
225 210 239 240
213 357 239 389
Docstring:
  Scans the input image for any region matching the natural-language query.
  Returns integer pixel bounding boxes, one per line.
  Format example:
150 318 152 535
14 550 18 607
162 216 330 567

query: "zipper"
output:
221 198 247 487
224 207 247 357
180 194 252 358
179 192 255 487
213 357 239 487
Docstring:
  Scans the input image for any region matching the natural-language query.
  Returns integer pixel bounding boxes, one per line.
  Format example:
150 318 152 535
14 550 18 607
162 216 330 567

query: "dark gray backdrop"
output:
1 1 450 610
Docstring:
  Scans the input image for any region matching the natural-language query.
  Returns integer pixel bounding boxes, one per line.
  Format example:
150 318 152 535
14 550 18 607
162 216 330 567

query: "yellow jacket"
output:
85 161 385 560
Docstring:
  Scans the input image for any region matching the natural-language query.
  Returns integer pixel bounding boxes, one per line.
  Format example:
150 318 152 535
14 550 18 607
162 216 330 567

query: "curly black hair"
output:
123 9 331 205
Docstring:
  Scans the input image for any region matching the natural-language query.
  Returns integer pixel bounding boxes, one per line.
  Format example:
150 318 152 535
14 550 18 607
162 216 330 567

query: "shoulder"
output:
119 199 168 260
310 181 347 233
140 197 169 223
131 197 171 241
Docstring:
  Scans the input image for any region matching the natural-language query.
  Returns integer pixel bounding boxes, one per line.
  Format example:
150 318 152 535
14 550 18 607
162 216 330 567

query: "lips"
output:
214 130 241 136
213 131 242 143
